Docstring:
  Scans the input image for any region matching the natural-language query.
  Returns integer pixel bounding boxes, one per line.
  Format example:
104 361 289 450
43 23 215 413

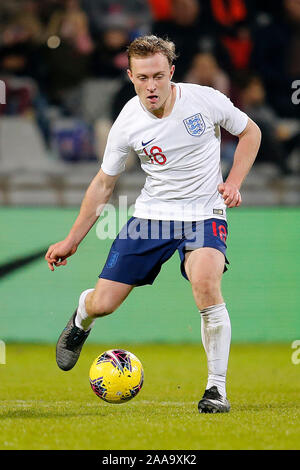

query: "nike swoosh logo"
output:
142 138 155 147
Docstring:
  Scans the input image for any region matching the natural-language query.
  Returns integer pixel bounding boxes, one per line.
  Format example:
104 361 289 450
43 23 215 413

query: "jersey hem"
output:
132 209 227 222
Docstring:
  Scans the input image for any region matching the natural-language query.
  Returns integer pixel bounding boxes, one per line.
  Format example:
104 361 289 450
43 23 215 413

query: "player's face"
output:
127 53 175 117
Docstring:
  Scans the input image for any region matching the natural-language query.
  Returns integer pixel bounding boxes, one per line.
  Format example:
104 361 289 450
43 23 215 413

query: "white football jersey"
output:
101 83 248 221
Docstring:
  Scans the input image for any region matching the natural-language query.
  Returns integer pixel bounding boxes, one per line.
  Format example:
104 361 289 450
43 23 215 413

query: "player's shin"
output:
75 288 96 331
199 303 231 398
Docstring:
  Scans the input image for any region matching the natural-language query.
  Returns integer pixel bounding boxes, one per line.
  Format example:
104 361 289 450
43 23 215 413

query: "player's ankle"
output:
206 375 226 398
75 288 95 331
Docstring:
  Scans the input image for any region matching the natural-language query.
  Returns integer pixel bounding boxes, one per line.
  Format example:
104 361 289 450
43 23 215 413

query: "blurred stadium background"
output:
0 0 299 345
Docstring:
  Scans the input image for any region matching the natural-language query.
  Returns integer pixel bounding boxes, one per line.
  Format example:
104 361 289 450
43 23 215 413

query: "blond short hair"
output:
127 35 177 69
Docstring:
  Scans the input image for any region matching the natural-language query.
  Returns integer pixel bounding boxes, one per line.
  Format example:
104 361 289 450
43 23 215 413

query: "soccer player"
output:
45 36 261 413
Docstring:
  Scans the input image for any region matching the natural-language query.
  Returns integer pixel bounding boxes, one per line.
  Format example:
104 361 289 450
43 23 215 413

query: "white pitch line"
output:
0 400 195 407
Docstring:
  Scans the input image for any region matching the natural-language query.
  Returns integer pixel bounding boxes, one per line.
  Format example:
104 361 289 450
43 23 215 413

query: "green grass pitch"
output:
1 207 299 450
0 342 299 450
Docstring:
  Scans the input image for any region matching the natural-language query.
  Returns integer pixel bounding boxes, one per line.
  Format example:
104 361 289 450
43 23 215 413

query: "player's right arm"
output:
45 169 119 271
46 103 131 271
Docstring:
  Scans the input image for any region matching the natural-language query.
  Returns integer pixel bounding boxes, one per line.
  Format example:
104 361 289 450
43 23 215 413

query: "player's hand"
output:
45 239 78 271
217 182 242 208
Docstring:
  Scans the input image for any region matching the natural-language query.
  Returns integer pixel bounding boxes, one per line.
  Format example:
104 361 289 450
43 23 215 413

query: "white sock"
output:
200 303 231 398
75 288 95 331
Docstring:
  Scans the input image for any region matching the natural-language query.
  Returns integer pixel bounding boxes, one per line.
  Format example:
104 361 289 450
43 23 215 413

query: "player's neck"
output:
152 84 176 119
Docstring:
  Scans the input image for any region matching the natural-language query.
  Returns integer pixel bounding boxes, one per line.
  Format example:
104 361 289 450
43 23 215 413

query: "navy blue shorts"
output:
99 217 229 286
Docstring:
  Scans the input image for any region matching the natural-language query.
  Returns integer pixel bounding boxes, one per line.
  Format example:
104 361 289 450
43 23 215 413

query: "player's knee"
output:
193 277 219 294
192 277 221 306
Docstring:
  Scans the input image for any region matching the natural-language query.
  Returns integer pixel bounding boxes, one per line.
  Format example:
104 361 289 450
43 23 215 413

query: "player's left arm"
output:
218 118 261 208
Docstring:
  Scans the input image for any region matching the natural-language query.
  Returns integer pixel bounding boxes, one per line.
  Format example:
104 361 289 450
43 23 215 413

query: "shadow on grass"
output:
0 401 197 420
0 401 157 420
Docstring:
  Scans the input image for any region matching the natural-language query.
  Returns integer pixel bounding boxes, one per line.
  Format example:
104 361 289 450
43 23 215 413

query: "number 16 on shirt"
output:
143 146 167 165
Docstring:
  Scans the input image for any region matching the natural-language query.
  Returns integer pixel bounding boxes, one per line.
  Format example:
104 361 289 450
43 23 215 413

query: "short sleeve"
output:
101 116 131 176
208 88 248 136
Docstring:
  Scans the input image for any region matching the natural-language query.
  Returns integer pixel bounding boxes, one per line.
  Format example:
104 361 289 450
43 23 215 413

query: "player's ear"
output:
127 68 134 83
170 65 175 80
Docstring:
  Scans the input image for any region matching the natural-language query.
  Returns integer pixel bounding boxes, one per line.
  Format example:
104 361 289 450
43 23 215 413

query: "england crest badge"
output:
183 113 206 136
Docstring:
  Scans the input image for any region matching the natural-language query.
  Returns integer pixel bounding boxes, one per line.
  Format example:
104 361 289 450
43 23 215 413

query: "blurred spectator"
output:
46 0 94 55
152 0 203 81
253 0 284 20
204 0 255 71
38 0 67 26
185 51 231 95
152 0 230 81
238 74 300 175
0 0 49 143
92 20 129 79
147 0 172 21
0 0 44 82
251 0 300 118
80 0 151 39
0 1 23 25
44 0 93 105
1 0 43 44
